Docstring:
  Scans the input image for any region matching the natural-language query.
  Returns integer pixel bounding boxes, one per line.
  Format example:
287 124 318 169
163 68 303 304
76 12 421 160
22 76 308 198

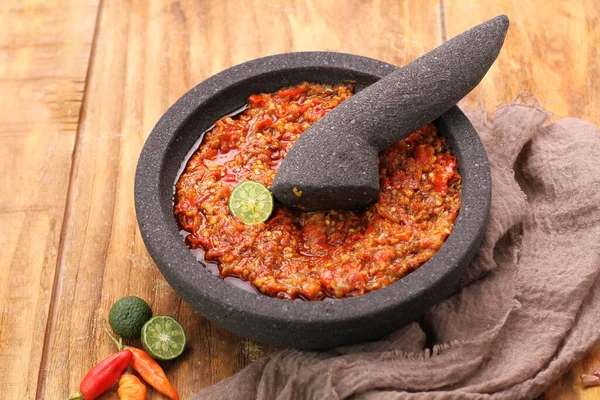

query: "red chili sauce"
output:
174 82 462 300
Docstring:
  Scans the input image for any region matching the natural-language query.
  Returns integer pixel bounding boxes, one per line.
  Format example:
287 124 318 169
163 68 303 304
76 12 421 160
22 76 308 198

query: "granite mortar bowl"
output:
135 52 491 349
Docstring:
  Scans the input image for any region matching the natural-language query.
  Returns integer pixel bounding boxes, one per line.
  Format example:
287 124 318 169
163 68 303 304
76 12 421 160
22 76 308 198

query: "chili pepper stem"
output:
67 391 83 400
102 320 124 351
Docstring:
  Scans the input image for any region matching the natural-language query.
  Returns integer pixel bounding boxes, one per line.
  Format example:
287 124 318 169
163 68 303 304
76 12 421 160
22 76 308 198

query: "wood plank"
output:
442 1 600 399
37 0 443 398
0 1 100 399
442 0 600 123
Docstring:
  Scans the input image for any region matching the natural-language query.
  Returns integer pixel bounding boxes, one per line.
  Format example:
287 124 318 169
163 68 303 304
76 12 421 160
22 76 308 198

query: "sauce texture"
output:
174 82 461 300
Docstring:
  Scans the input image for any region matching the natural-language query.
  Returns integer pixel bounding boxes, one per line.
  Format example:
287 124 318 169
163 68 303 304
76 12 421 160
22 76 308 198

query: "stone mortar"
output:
135 52 491 349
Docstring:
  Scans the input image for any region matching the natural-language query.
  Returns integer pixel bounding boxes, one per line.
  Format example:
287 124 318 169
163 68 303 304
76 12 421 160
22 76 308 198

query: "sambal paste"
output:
174 82 462 300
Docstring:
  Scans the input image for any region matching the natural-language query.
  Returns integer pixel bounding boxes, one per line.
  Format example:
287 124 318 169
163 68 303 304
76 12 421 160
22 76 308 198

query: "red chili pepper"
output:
222 173 237 183
204 148 218 159
433 154 457 194
104 323 179 400
248 94 266 107
67 350 132 400
267 213 285 225
276 87 308 99
364 224 376 236
255 117 273 130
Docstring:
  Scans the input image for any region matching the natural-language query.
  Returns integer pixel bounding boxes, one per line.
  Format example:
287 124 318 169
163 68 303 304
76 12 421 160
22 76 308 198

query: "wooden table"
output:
2 1 599 399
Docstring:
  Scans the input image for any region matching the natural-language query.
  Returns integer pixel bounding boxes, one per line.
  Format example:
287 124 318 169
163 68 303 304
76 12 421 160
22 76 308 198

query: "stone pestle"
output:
271 15 509 211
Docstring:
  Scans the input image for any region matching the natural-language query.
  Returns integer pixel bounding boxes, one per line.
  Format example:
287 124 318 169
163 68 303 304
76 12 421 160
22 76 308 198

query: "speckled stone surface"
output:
272 15 508 211
135 52 492 349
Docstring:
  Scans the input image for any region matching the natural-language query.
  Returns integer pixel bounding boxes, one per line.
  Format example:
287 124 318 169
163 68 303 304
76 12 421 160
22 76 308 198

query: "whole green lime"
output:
108 296 152 339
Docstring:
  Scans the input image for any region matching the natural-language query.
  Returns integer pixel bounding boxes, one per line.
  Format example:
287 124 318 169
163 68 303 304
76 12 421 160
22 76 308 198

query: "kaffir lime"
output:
108 296 152 339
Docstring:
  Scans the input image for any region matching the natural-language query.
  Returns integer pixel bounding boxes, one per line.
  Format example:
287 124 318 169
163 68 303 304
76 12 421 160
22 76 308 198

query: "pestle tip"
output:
489 15 510 34
495 14 509 25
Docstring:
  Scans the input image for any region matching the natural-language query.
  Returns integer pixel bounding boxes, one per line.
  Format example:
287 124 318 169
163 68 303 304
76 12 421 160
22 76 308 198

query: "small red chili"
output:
67 349 132 400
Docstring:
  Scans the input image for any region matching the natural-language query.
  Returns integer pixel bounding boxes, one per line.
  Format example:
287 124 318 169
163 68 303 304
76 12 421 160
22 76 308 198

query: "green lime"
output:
141 315 186 361
108 296 152 339
228 180 274 225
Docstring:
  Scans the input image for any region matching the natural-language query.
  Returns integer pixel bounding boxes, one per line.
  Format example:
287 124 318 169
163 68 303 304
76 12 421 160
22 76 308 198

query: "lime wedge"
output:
228 180 274 225
141 315 186 361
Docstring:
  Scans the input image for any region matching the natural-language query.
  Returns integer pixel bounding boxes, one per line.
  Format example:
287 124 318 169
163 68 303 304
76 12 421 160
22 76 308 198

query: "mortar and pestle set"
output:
135 16 508 348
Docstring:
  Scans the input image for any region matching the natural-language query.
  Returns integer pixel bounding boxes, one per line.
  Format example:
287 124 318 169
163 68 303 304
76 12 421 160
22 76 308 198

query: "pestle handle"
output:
308 15 509 151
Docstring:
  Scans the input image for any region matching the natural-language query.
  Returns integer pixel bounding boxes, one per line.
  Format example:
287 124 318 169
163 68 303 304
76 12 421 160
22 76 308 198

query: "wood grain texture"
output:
3 1 598 399
36 0 443 398
443 0 600 124
443 2 600 399
0 1 99 399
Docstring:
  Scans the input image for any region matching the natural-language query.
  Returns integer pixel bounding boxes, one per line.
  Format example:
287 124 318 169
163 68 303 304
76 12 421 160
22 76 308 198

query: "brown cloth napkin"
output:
193 98 600 400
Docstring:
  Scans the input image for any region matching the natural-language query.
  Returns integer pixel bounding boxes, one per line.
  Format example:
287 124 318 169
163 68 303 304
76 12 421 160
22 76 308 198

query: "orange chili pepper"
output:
104 323 179 400
128 346 178 400
118 373 147 400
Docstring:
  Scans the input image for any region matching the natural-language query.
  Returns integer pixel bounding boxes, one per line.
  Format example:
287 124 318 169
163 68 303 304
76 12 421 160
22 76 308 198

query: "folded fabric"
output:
194 97 600 400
